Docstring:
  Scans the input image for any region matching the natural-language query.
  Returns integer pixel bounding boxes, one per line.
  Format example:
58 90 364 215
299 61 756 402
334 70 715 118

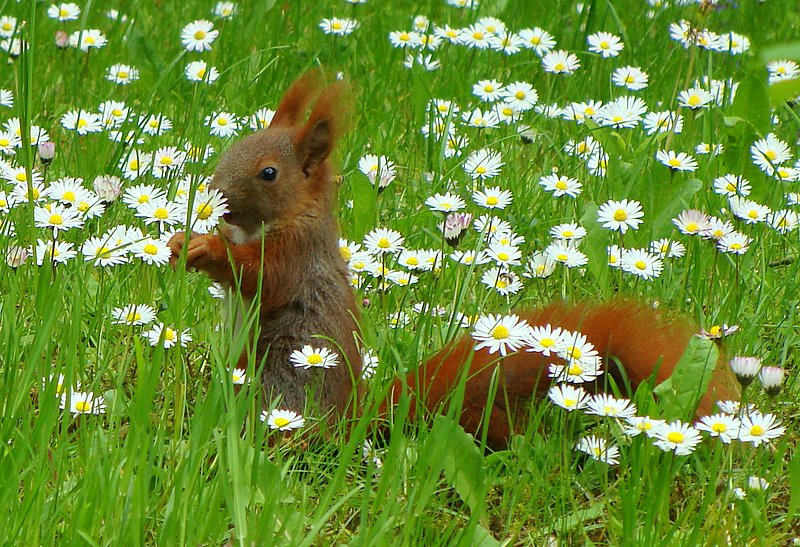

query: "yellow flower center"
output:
197 67 207 79
406 257 419 266
688 95 701 107
144 243 158 255
486 196 499 206
712 423 727 433
217 117 228 126
154 207 169 220
63 190 76 201
497 252 509 261
557 253 568 261
165 328 176 341
515 91 526 100
567 346 582 359
196 203 213 220
562 230 574 238
273 417 290 427
194 30 207 40
75 401 92 412
160 156 173 165
118 70 129 79
473 31 484 40
730 243 742 250
635 260 647 270
555 180 567 190
600 40 609 49
475 166 487 174
540 337 554 347
49 214 63 225
567 362 583 375
97 246 111 259
667 431 685 443
668 158 681 167
496 278 508 289
747 210 758 219
332 21 343 30
126 312 142 322
492 325 510 339
138 194 150 204
765 150 777 161
377 237 390 249
308 354 323 365
563 397 576 407
554 62 565 71
750 425 764 436
59 8 69 16
613 209 628 221
339 247 351 260
15 172 26 182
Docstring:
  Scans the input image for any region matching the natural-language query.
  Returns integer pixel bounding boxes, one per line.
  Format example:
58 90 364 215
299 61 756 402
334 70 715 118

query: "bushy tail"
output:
386 299 738 449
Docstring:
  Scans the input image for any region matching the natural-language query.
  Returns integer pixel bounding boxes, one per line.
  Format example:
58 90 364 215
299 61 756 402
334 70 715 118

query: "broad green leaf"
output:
731 74 772 135
768 78 800 107
432 416 487 517
580 202 604 281
788 449 800 520
350 173 377 241
653 336 719 420
651 178 704 235
759 41 800 63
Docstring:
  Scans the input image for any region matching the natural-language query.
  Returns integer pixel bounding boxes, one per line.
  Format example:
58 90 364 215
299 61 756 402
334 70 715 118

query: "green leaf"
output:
788 449 800 520
350 174 377 241
730 74 772 135
653 336 719 420
759 41 800 63
651 178 704 235
467 525 501 547
431 416 487 517
580 202 604 281
768 78 800 107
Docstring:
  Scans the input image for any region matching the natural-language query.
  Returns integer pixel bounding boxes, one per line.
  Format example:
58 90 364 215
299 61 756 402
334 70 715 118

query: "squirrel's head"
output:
211 70 352 235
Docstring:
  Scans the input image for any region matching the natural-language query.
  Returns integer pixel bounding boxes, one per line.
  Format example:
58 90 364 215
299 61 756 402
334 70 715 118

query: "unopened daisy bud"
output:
442 212 473 247
758 366 785 396
6 245 29 267
54 30 69 48
362 298 371 308
92 175 123 202
729 356 761 387
38 141 55 165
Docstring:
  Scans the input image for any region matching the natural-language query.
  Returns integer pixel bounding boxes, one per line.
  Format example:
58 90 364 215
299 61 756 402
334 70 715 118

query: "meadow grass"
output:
1 0 799 544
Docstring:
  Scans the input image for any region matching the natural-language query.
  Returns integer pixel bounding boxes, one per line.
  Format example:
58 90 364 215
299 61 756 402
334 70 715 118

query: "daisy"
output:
205 111 240 138
98 101 130 129
656 150 698 172
696 413 741 444
61 110 103 135
0 17 18 38
60 391 106 415
473 215 512 236
549 354 601 384
213 2 238 18
107 64 139 85
501 81 538 112
188 189 228 234
673 209 710 235
364 227 404 255
587 31 624 58
750 133 792 175
397 248 434 271
462 107 500 129
473 186 513 209
49 177 89 206
494 104 521 124
612 66 649 91
539 172 582 198
261 408 305 431
151 146 187 178
759 366 785 396
677 87 714 109
713 174 750 197
48 3 81 21
545 241 588 269
34 202 84 235
576 435 620 465
248 108 275 130
642 111 683 135
519 27 556 56
123 183 167 210
489 31 524 55
0 130 20 153
595 96 648 128
472 313 530 356
486 242 522 267
562 101 602 124
547 383 590 411
404 53 441 71
695 142 724 155
131 237 172 266
389 30 422 49
650 238 686 258
181 20 219 52
6 246 29 267
139 114 173 136
767 59 800 84
433 24 460 44
143 323 192 349
699 323 739 340
653 420 703 455
729 356 761 386
185 61 220 84
481 267 523 295
463 149 504 180
289 345 338 369
525 325 564 356
738 412 786 447
230 368 248 384
621 249 663 280
361 350 379 380
597 199 644 234
358 154 397 189
729 196 770 224
717 232 751 255
524 252 556 279
550 222 586 241
768 210 799 233
542 50 580 74
34 239 77 266
111 303 157 326
81 235 129 267
623 416 665 438
319 18 359 36
425 192 466 213
69 29 107 51
459 23 492 49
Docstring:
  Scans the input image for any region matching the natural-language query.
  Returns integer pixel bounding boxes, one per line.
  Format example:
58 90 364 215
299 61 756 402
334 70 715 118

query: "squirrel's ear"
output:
295 79 352 175
271 69 324 127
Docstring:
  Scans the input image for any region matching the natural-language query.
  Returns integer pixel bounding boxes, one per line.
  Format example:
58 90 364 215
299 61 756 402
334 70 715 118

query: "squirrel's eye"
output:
258 167 278 181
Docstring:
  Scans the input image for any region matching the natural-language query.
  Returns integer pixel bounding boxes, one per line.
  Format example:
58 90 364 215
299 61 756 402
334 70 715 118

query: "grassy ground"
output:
1 0 799 544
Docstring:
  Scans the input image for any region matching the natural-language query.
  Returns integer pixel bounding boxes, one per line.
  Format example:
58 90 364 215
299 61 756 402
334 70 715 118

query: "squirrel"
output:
168 71 738 448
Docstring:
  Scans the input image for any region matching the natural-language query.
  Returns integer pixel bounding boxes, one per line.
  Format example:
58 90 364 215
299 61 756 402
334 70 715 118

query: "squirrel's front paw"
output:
168 232 224 271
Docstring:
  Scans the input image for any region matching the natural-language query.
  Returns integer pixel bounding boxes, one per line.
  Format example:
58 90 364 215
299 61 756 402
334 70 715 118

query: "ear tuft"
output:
271 69 325 128
295 78 353 175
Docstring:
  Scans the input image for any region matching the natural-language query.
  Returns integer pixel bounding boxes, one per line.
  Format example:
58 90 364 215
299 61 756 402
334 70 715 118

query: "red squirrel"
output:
168 71 738 448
